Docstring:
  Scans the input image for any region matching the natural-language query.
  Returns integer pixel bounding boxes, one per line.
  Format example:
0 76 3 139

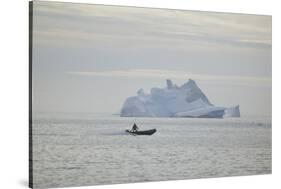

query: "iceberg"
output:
120 79 240 118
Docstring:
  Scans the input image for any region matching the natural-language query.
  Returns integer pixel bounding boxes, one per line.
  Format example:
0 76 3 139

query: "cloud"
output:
33 1 272 50
66 69 271 87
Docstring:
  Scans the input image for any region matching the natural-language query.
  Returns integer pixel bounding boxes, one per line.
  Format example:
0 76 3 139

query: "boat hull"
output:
126 129 157 135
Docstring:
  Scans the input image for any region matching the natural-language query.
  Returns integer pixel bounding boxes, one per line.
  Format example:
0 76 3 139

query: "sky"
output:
32 1 272 117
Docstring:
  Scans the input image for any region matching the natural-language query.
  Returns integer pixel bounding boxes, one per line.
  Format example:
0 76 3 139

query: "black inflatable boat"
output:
125 129 157 135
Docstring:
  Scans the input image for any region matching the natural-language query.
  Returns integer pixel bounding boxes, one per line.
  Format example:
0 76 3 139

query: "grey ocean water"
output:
32 114 272 188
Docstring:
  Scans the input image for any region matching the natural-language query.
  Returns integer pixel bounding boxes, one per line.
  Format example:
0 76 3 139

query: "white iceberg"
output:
120 79 240 118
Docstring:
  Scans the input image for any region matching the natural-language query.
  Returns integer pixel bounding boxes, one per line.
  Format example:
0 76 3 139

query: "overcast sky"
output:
32 1 272 117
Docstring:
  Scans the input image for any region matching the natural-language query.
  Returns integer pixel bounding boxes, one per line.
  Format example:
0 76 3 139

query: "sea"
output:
31 113 272 188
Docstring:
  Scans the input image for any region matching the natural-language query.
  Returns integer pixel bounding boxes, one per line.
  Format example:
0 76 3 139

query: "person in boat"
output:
132 123 139 132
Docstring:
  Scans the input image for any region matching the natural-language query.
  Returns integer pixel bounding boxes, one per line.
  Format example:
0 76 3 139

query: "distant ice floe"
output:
120 79 240 118
223 105 240 118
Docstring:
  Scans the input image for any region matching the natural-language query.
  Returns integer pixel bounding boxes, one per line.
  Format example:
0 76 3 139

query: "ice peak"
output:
137 88 145 96
181 78 197 89
166 79 173 89
188 78 195 84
